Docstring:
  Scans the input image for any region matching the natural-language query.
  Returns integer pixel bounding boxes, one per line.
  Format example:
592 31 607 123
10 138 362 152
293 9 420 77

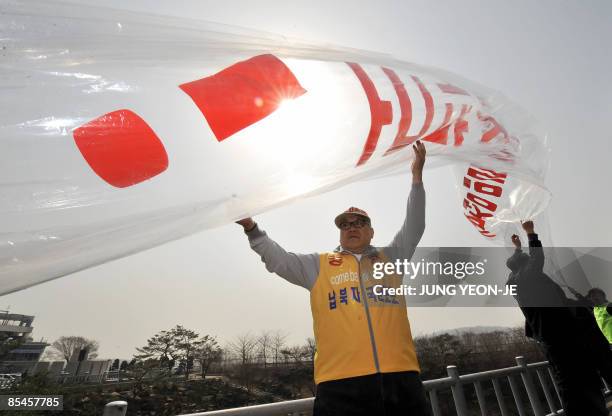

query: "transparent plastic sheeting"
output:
379 248 612 307
0 1 551 294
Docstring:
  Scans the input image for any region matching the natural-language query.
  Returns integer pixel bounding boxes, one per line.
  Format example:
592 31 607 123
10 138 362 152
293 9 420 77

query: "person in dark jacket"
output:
587 288 612 343
566 286 612 387
507 221 607 416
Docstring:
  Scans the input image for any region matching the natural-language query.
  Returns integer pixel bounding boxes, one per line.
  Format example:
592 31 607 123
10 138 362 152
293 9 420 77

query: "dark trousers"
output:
543 343 608 416
313 371 431 416
578 313 612 386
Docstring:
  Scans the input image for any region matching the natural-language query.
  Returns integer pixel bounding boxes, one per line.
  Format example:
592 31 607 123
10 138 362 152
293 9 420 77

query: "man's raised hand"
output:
511 234 522 249
411 140 426 184
521 220 535 234
236 217 256 232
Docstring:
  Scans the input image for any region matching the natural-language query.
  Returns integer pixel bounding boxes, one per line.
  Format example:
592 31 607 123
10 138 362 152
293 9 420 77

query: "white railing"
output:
104 356 612 416
426 356 559 416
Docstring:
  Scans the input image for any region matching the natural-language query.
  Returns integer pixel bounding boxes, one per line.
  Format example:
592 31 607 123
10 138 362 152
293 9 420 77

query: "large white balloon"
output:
0 1 551 294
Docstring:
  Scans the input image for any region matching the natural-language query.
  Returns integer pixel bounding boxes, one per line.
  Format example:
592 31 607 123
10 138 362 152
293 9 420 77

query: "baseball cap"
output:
334 207 371 228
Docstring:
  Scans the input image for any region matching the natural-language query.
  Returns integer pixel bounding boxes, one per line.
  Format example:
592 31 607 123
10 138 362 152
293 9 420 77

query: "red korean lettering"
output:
453 105 471 146
465 192 498 212
411 76 435 138
478 112 508 143
438 83 470 96
421 103 454 145
380 73 434 156
463 203 496 237
474 182 503 197
347 63 394 166
464 176 503 198
381 67 413 154
466 167 507 184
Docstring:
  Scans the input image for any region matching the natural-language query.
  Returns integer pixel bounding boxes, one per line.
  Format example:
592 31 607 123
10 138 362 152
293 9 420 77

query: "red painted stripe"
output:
73 109 168 188
180 54 306 141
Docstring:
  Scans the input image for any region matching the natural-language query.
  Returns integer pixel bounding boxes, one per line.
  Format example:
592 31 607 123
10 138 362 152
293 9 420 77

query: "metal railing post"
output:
535 368 558 414
515 356 545 416
547 366 563 406
491 377 509 416
447 365 469 416
603 377 611 395
507 374 527 416
428 389 442 416
474 380 488 416
103 401 128 416
139 358 560 416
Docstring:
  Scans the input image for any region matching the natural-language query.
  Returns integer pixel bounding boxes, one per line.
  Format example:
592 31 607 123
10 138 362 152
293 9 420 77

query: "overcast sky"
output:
1 0 611 360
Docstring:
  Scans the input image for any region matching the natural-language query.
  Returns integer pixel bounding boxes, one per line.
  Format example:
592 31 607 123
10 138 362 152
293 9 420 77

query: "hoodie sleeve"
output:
388 183 426 261
527 233 545 273
245 224 320 291
506 248 524 271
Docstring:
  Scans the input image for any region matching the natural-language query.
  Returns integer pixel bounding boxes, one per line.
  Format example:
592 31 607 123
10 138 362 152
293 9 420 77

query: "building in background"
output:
0 310 48 374
0 310 112 382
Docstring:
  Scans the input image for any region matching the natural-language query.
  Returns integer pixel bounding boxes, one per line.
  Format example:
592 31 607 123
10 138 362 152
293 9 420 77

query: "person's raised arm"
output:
567 287 593 307
506 234 525 271
511 234 522 251
389 141 426 259
523 221 545 272
236 218 319 290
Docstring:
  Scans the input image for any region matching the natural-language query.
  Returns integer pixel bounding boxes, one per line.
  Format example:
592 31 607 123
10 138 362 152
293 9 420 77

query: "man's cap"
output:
334 207 371 228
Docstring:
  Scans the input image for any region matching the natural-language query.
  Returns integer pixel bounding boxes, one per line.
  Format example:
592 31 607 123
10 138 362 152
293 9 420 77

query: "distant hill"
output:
429 326 514 336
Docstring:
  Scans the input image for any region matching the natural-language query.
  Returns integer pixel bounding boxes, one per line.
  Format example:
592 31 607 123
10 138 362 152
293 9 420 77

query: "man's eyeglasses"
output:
339 218 370 230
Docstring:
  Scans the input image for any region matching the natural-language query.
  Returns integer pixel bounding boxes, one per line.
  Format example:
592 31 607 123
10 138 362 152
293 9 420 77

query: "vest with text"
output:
309 250 419 384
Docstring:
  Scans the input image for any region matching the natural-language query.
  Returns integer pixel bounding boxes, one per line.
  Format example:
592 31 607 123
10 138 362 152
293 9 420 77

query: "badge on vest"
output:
328 254 343 266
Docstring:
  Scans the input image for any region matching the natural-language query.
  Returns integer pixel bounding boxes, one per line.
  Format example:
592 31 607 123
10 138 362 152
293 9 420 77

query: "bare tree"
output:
304 337 316 362
135 329 177 375
230 333 257 366
129 359 165 396
40 348 63 361
195 335 222 378
271 330 288 365
229 333 258 390
256 331 272 367
170 325 202 380
279 344 310 365
51 336 99 361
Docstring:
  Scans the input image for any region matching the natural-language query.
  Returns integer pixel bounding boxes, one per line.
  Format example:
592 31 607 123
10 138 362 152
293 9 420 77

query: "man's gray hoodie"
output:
244 183 425 290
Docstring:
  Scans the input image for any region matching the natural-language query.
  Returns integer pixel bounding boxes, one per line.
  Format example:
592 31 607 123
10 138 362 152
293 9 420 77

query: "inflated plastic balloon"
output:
0 1 551 294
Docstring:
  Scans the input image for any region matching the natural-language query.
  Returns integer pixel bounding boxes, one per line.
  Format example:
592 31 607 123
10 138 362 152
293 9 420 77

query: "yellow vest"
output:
310 251 420 384
594 305 612 344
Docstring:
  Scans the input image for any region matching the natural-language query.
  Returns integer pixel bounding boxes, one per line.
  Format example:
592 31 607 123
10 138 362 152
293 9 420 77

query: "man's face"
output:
339 214 374 253
588 290 607 306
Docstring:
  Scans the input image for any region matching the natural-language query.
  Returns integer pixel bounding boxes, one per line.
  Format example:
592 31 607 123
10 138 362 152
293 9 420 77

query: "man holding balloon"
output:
237 141 430 415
